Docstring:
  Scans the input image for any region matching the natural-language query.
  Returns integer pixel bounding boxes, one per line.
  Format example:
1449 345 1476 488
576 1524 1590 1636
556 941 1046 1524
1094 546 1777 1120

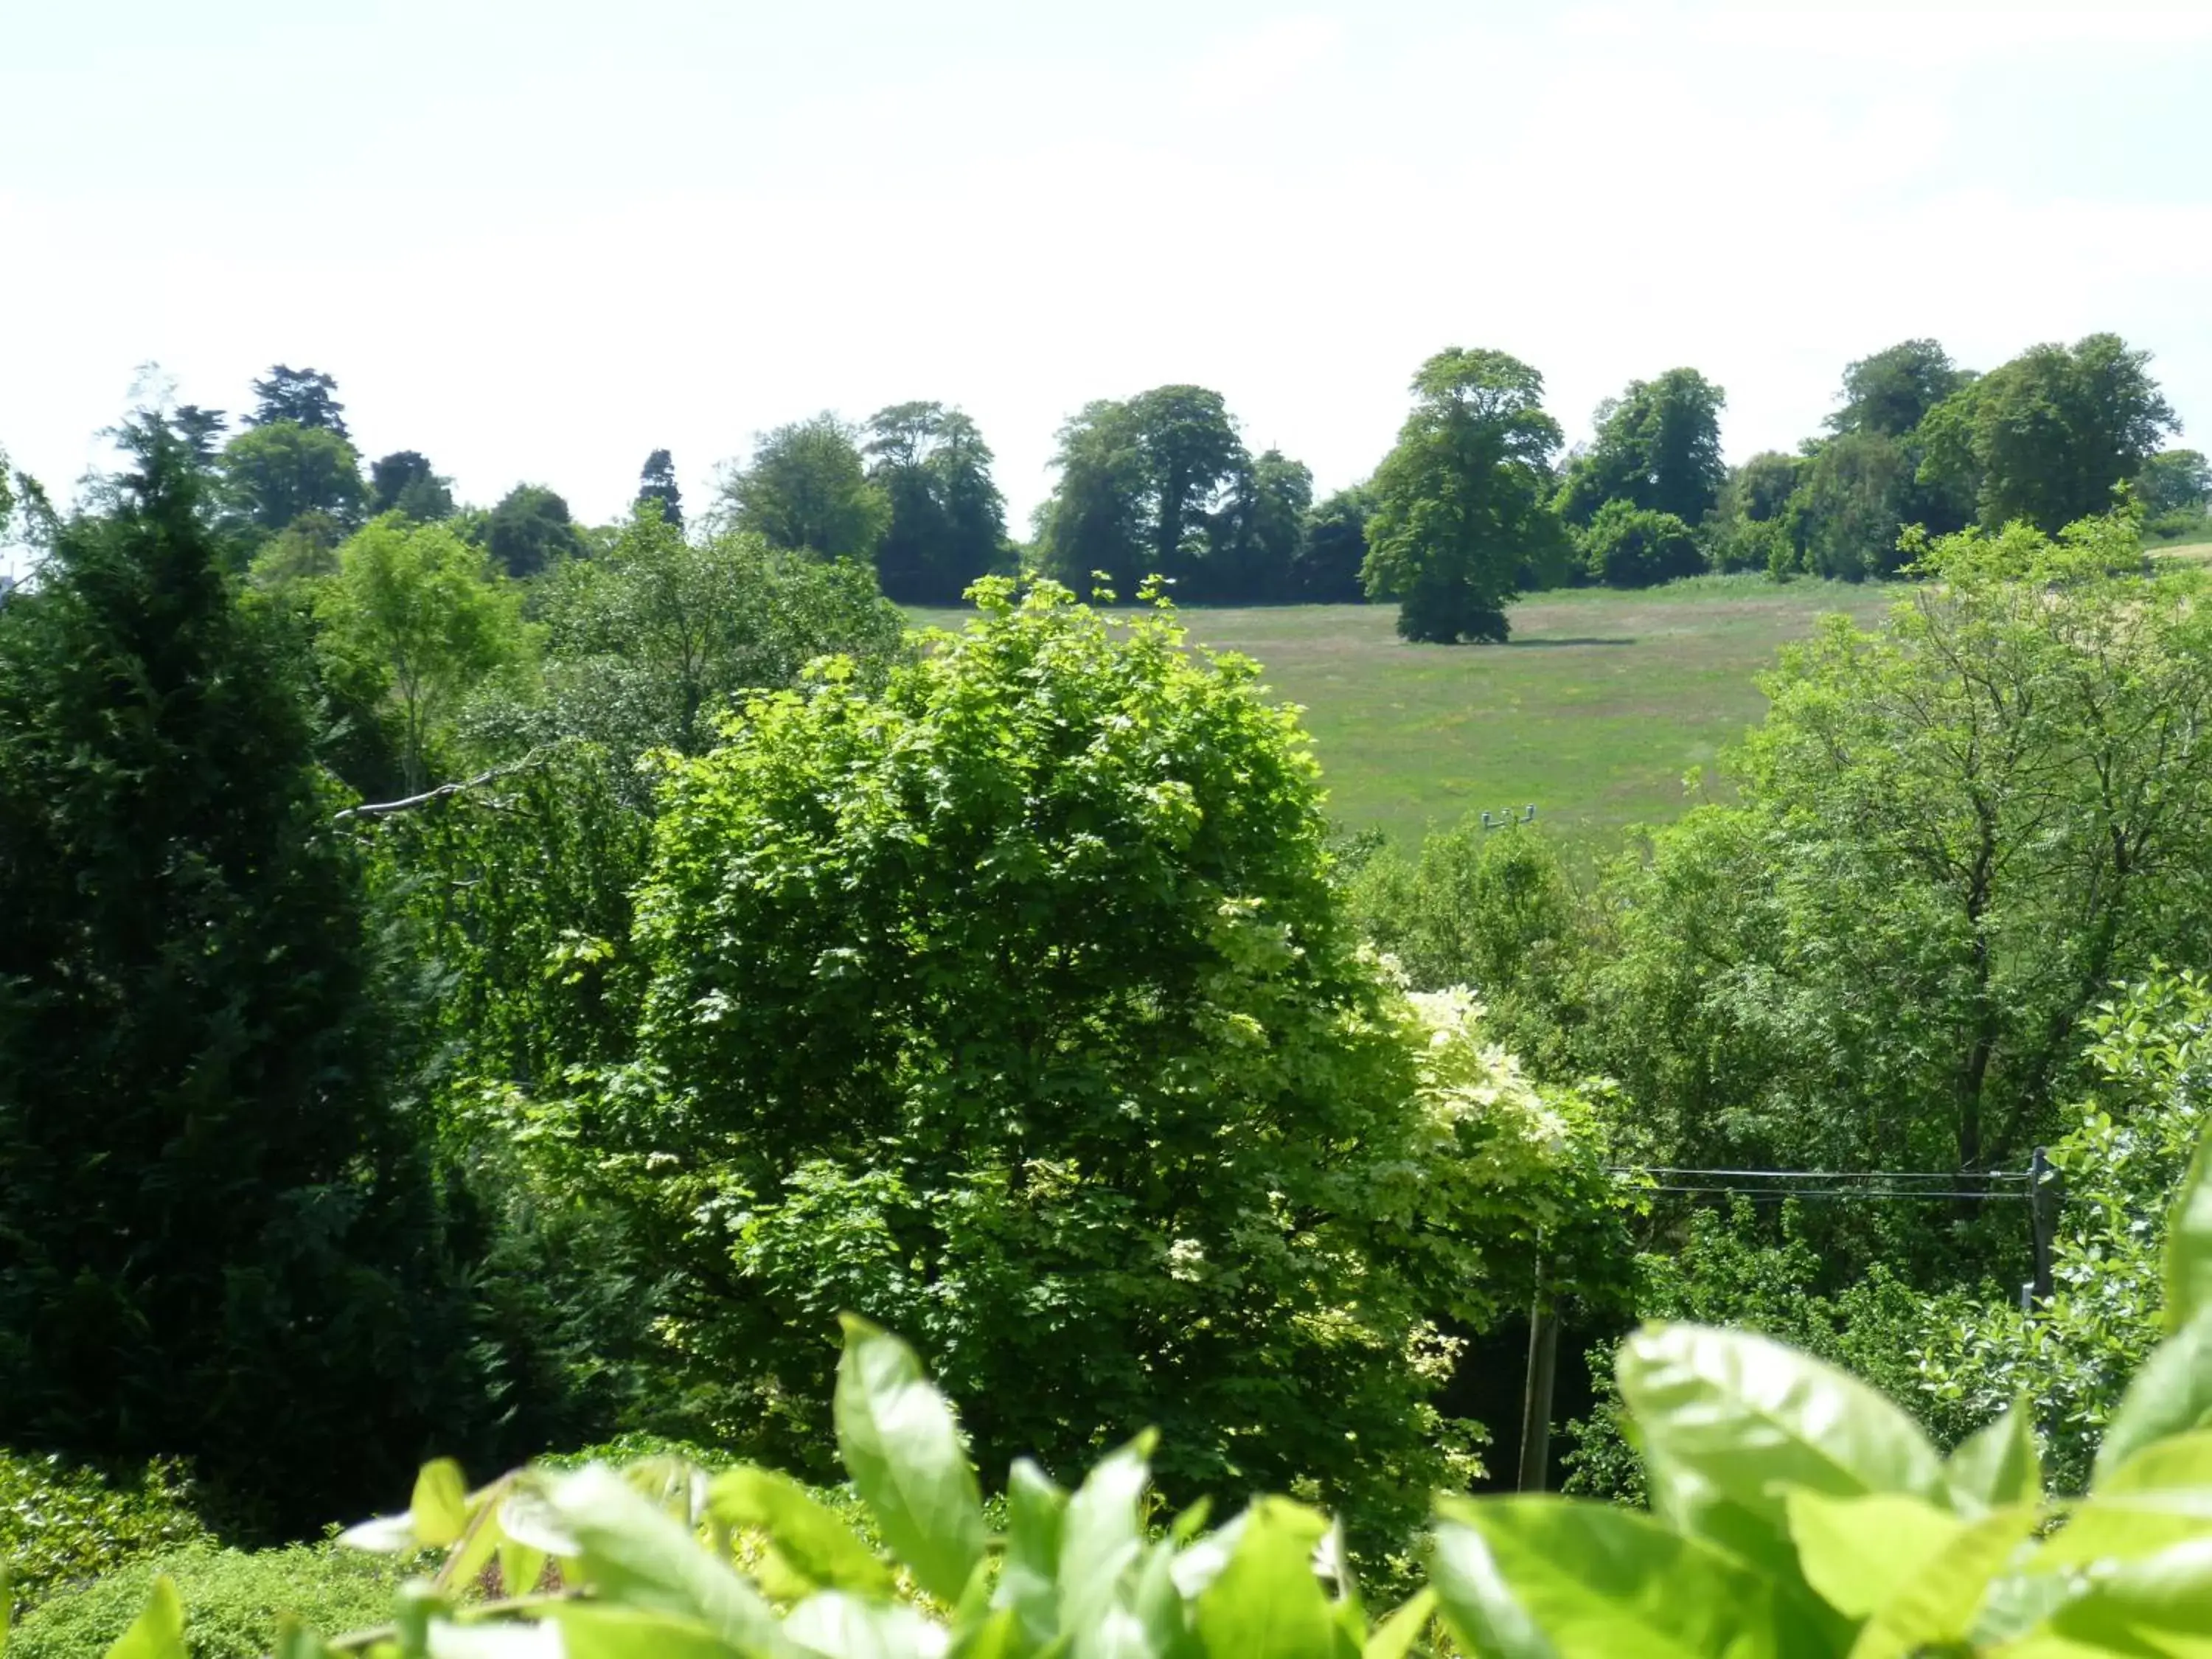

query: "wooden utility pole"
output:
2026 1145 2059 1310
1518 1252 1559 1492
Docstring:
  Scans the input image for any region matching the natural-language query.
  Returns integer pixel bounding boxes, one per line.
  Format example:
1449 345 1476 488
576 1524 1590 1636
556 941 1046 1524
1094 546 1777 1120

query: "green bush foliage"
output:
1575 499 1705 588
0 1452 206 1613
74 1160 2212 1659
1586 509 2212 1188
6 1543 401 1659
1917 970 2212 1491
543 579 1627 1537
0 412 484 1528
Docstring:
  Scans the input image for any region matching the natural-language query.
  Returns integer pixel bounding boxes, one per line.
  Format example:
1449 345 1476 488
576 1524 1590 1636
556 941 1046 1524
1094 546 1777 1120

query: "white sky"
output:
2 0 2208 553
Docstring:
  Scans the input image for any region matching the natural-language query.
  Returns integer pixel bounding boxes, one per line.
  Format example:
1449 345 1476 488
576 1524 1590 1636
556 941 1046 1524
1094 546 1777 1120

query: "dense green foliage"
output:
0 417 480 1528
8 1543 403 1659
863 402 1006 603
551 580 1626 1531
1362 348 1567 642
496 504 903 771
1587 509 2212 1180
0 1452 207 1612
1918 970 2212 1490
719 414 890 563
1920 333 2178 533
1033 385 1323 605
1556 366 1728 529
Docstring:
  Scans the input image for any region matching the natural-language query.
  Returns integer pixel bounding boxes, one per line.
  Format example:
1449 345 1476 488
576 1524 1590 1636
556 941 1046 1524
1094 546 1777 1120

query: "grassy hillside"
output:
913 577 1897 848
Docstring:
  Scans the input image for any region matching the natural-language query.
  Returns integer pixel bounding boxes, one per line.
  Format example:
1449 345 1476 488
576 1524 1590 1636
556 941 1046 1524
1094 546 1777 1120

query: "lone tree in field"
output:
1363 348 1567 643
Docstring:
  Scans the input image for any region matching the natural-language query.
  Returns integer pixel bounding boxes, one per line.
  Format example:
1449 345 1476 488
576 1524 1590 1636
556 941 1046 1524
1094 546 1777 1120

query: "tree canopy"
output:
1362 348 1566 643
0 414 466 1523
1557 366 1727 529
720 414 888 562
483 482 584 578
1919 333 2178 533
863 402 1005 603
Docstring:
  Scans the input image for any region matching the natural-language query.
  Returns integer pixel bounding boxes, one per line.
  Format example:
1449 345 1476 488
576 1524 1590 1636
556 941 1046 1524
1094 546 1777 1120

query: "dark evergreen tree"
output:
0 413 470 1527
246 366 349 439
636 448 684 531
1293 485 1374 602
370 450 456 521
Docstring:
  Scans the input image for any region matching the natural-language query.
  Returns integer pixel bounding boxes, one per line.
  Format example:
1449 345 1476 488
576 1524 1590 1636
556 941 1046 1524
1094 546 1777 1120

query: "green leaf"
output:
946 1606 1025 1659
994 1458 1068 1647
1617 1324 1944 1575
1362 1588 1436 1659
2004 1534 2212 1657
2101 1430 2212 1495
1944 1400 2041 1514
1431 1496 1793 1659
1783 1490 1964 1618
1846 1504 2038 1659
784 1591 948 1659
2092 1308 2212 1488
269 1619 349 1659
411 1459 472 1549
547 1464 799 1658
709 1467 894 1599
2164 1123 2212 1334
551 1604 734 1659
2031 1490 2212 1570
1193 1497 1346 1659
833 1316 987 1607
102 1575 186 1659
3 1559 13 1659
1055 1434 1155 1653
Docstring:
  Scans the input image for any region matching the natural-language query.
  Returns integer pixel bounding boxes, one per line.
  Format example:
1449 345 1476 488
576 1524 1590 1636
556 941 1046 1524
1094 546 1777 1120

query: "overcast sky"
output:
3 0 2207 549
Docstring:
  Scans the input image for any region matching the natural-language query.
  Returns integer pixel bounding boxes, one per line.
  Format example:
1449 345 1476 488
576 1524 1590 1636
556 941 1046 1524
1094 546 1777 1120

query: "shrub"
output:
6 1543 401 1659
1916 970 2212 1490
0 1452 206 1613
552 580 1628 1540
1576 499 1705 588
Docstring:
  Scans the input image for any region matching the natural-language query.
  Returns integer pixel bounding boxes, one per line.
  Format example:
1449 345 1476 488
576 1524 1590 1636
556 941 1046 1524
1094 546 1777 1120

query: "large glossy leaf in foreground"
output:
1431 1496 1798 1659
833 1315 989 1607
1618 1323 1944 1572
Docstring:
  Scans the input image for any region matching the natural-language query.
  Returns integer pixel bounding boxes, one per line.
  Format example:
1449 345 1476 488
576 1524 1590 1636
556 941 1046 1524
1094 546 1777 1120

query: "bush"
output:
0 1453 207 1613
7 1543 402 1659
1916 970 2212 1491
554 580 1629 1540
1576 500 1705 588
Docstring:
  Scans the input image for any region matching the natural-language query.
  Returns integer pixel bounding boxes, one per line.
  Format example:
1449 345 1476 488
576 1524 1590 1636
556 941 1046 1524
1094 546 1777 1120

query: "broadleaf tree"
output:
1362 347 1567 642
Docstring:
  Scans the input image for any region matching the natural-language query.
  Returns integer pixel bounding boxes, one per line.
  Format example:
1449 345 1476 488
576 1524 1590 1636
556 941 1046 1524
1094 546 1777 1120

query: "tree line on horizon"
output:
3 336 2203 643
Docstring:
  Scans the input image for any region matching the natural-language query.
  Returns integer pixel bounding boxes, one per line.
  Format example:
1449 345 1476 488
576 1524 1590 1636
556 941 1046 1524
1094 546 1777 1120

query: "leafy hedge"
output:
0 1452 206 1612
4 1543 401 1659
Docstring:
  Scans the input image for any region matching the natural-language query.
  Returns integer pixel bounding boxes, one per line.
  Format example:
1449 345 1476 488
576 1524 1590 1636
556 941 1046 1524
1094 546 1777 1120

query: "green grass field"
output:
915 576 1898 849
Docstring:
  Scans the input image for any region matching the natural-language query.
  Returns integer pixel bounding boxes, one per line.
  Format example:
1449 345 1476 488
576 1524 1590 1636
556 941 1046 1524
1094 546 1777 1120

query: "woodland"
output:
1 335 2211 1657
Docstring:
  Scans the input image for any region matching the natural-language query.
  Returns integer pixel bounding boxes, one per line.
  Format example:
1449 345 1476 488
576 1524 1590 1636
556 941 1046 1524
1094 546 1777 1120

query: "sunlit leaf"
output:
102 1575 187 1659
1432 1496 1795 1659
411 1460 473 1550
1618 1324 1943 1575
1362 1588 1436 1659
547 1464 797 1658
1783 1490 1962 1618
1943 1400 2040 1514
1192 1497 1344 1659
1845 1503 2037 1659
2003 1534 2212 1657
708 1467 894 1599
833 1316 987 1607
993 1458 1067 1646
2092 1309 2212 1488
2163 1124 2212 1334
